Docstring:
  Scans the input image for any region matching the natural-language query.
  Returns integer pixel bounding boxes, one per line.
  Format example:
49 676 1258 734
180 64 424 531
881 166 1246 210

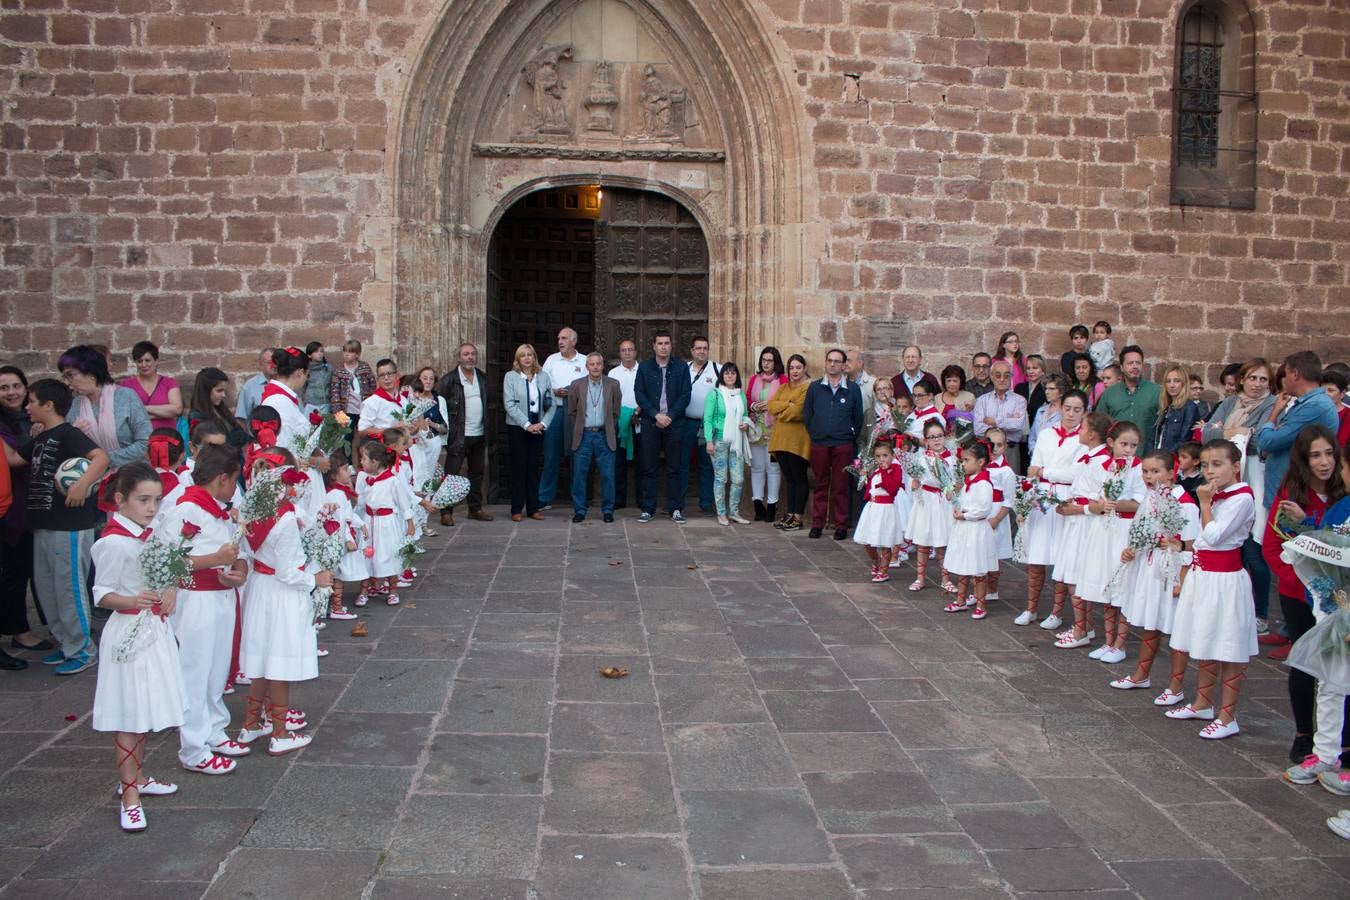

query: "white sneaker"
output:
211 739 251 758
895 551 910 563
1165 705 1215 721
233 674 252 686
182 755 237 776
1198 718 1239 740
1013 611 1034 626
1088 644 1109 660
986 592 1000 601
1153 688 1186 707
1038 614 1062 630
317 647 329 657
120 802 147 833
729 514 751 525
1099 647 1127 665
268 732 313 756
237 723 271 745
1328 813 1350 840
1109 675 1151 690
116 776 178 797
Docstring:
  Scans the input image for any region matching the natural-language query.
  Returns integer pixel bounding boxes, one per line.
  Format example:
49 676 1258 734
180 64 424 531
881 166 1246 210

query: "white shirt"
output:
261 380 308 450
686 360 719 418
542 351 584 398
609 362 640 409
1197 483 1257 551
359 389 407 433
458 368 484 437
91 514 150 607
343 365 363 415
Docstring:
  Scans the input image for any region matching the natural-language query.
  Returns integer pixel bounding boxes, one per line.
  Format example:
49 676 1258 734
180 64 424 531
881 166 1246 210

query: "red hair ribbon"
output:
253 424 277 448
147 433 182 470
284 346 303 358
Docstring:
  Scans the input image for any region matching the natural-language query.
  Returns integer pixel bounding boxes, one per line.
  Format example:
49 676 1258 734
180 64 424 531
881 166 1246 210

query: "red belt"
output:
1193 548 1242 572
182 569 231 591
253 561 277 576
992 490 1004 503
116 605 163 617
1118 511 1134 520
366 506 394 517
922 485 942 494
1071 497 1090 506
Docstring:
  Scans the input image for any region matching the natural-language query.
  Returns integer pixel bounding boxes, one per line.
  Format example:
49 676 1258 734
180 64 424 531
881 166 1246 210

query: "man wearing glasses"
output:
802 348 863 540
359 358 418 439
968 353 995 400
973 360 1028 470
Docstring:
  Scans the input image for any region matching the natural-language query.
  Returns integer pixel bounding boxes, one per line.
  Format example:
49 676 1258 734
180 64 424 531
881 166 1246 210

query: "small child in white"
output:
905 420 955 593
984 429 1016 602
852 440 906 583
91 463 190 832
944 442 998 620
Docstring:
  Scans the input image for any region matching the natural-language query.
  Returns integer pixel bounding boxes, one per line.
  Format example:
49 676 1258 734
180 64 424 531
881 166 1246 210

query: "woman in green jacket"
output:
704 362 751 525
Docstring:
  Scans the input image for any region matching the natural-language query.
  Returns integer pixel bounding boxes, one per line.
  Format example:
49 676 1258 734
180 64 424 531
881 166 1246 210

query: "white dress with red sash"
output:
261 380 310 451
1115 486 1201 633
904 450 954 548
987 455 1016 560
327 486 369 583
1051 443 1111 587
1076 457 1146 605
357 468 409 579
945 470 999 576
1022 426 1081 566
239 505 319 682
1169 483 1258 662
91 514 189 734
852 463 906 547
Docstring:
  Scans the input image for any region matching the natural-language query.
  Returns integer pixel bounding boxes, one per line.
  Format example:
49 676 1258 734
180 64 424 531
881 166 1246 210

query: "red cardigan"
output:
1260 486 1330 600
864 463 905 505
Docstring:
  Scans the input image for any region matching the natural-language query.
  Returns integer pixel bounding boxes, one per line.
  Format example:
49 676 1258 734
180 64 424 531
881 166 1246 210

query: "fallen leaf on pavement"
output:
351 622 369 637
599 666 629 679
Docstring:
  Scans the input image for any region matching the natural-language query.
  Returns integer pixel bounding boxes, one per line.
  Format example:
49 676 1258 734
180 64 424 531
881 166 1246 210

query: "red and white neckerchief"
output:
365 468 396 487
261 381 300 407
179 486 230 520
371 388 403 404
331 483 357 502
1212 483 1253 503
1171 485 1197 506
1076 445 1110 465
1054 425 1080 447
1101 455 1141 472
101 516 150 541
245 502 295 551
963 469 992 491
914 406 940 418
988 456 1010 470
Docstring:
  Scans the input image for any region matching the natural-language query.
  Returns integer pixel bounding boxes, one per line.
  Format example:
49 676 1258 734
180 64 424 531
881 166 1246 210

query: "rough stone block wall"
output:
1 0 1347 388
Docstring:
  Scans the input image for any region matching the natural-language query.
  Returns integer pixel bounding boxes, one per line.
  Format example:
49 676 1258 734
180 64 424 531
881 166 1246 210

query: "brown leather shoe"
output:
440 510 455 527
467 510 494 522
511 513 524 522
529 512 545 520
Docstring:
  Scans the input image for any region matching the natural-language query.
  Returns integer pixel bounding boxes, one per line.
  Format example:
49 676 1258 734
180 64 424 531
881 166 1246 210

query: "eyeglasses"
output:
377 371 397 378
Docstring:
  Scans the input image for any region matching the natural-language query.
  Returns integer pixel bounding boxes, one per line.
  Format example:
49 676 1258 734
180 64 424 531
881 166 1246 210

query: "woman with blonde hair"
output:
1154 363 1203 453
502 344 555 521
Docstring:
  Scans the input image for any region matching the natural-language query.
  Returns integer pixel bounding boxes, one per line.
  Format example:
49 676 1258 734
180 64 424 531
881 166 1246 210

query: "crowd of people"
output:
1 324 1349 840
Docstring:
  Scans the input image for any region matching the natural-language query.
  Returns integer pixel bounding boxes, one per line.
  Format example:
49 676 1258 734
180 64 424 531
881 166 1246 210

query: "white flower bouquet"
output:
117 525 193 662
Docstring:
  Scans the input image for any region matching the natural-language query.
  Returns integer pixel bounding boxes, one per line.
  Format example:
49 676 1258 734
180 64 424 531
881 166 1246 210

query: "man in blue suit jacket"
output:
1256 350 1339 507
634 330 693 522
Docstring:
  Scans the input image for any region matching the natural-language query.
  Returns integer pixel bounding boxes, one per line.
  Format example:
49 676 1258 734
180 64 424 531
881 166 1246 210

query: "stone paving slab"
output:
0 507 1346 898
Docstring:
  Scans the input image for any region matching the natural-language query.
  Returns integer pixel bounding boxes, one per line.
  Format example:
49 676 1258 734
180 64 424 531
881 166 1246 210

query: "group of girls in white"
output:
853 382 1264 741
90 348 440 832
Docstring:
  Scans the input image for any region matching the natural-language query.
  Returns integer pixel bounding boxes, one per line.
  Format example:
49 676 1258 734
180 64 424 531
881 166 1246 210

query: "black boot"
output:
753 500 767 522
766 503 777 524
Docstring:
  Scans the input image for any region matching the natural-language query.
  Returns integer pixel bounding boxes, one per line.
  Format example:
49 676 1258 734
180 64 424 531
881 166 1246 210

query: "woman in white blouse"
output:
502 345 555 521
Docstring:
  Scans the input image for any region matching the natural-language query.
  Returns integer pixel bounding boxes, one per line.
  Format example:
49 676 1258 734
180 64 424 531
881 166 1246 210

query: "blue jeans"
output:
539 404 569 505
711 441 744 517
677 416 714 511
571 430 615 517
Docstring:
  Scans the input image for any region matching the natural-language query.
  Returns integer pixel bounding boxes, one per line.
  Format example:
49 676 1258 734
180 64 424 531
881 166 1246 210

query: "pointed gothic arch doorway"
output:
485 183 709 497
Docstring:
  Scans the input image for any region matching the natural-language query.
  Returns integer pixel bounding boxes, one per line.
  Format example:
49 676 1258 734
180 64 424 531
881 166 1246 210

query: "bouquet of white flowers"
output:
291 410 352 460
393 397 436 429
117 524 193 662
1101 459 1128 521
1153 489 1189 587
301 515 345 620
1011 479 1056 563
428 474 471 507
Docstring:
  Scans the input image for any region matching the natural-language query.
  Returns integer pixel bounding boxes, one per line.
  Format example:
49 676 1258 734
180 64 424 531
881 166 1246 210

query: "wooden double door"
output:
484 185 709 498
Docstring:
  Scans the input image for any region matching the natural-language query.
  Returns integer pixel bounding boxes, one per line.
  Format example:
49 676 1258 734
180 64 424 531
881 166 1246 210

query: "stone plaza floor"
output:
0 507 1348 898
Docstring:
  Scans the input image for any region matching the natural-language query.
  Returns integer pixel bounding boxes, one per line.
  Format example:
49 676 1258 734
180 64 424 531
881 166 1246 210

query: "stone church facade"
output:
1 0 1347 385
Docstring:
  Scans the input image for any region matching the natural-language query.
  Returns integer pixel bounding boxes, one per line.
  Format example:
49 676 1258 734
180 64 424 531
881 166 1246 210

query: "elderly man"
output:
973 360 1028 469
1096 345 1161 452
437 342 493 526
803 348 864 540
567 352 623 523
234 347 276 422
889 344 940 403
539 327 585 510
846 350 877 406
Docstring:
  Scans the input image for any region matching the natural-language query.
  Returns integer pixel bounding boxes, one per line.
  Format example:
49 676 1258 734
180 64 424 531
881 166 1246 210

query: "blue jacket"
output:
1153 400 1203 453
802 377 864 447
633 357 692 425
1255 387 1339 504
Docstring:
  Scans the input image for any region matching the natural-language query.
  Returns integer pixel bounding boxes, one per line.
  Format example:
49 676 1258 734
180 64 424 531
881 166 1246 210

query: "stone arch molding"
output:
393 0 814 370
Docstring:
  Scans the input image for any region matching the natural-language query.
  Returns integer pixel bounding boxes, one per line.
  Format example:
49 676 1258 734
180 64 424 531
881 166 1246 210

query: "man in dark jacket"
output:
436 342 492 526
803 348 864 540
633 331 692 523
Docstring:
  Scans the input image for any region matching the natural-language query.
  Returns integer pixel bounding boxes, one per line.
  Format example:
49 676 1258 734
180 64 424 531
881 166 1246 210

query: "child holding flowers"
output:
323 450 363 621
944 442 998 619
984 429 1016 602
91 462 190 832
1050 411 1114 649
904 419 955 593
1075 421 1144 664
852 440 905 583
356 439 414 606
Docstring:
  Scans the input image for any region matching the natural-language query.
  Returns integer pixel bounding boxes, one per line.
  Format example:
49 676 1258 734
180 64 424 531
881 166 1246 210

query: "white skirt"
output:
1169 569 1258 663
1020 505 1062 566
945 518 999 577
1075 514 1132 605
1115 554 1179 633
1051 513 1091 585
337 543 369 583
240 576 319 682
92 613 189 734
853 502 905 548
993 515 1012 560
905 489 951 547
368 513 405 579
894 489 912 543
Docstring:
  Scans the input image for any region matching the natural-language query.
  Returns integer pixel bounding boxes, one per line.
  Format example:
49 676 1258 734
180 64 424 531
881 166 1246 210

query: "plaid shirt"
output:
328 360 375 413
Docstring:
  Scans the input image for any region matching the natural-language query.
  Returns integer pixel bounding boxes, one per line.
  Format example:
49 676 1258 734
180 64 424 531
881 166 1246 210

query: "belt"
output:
116 604 164 618
182 569 231 591
922 485 942 494
1193 548 1242 572
252 561 276 576
1071 497 1091 506
366 506 394 517
992 490 1004 503
584 426 604 432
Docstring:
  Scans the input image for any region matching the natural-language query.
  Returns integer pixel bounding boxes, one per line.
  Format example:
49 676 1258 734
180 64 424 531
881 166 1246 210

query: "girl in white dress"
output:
356 439 414 606
236 452 330 757
259 347 312 451
904 383 946 441
983 429 1016 602
91 462 189 832
323 451 362 621
1050 411 1113 649
943 443 998 620
382 427 437 589
1076 422 1144 664
1109 449 1200 704
905 419 956 593
1014 388 1086 627
853 441 906 583
1164 439 1258 739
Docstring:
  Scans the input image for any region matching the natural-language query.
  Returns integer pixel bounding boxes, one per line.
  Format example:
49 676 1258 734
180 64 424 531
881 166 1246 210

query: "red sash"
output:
252 561 276 576
1193 549 1242 572
366 506 394 516
182 569 231 591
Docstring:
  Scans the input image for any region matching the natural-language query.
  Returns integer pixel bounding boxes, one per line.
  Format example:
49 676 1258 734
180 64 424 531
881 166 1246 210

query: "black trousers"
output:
639 421 684 514
1282 593 1350 747
774 451 810 516
506 425 544 515
614 440 641 508
0 532 44 634
444 434 487 512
